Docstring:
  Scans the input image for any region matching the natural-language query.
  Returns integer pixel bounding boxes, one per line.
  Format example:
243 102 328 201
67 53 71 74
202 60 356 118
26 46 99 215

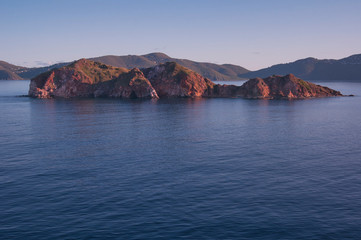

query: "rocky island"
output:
29 59 343 99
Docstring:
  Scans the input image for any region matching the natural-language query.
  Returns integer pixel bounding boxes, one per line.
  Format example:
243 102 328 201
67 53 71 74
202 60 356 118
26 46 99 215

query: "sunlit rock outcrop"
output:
29 59 343 99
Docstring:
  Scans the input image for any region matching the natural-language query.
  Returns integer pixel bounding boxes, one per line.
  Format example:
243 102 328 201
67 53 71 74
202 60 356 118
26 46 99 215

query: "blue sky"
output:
1 0 360 70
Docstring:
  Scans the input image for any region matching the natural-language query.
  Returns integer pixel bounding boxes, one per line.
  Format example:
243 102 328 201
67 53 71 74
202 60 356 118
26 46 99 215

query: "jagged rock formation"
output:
29 59 343 99
90 52 250 81
28 59 158 99
238 74 342 99
143 62 216 97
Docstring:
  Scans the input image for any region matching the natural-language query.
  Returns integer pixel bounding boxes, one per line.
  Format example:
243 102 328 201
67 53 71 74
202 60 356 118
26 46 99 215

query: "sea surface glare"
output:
1 80 361 239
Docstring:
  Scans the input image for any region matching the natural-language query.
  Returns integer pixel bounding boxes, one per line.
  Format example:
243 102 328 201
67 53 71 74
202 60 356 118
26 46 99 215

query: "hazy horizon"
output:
1 0 361 70
4 52 361 71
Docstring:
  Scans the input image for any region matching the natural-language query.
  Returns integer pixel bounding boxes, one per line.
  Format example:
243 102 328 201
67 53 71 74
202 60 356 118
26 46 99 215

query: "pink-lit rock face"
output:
143 62 215 97
29 59 158 99
238 74 343 99
29 59 342 100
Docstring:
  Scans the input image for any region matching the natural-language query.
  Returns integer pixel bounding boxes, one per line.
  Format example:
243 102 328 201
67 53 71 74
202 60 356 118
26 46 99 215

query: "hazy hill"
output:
0 60 68 80
0 61 23 80
0 67 22 80
3 53 361 82
240 54 361 81
17 63 69 79
2 53 249 81
90 53 250 81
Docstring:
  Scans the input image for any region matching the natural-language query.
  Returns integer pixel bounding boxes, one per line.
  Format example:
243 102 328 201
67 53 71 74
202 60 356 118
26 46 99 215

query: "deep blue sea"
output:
1 80 361 239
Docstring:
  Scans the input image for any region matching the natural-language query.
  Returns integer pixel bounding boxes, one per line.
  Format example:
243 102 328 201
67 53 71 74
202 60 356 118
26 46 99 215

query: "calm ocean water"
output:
1 80 361 239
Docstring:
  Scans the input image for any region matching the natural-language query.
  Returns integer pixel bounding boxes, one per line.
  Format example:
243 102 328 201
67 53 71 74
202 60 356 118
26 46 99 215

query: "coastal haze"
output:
0 53 251 81
1 0 361 239
2 52 361 82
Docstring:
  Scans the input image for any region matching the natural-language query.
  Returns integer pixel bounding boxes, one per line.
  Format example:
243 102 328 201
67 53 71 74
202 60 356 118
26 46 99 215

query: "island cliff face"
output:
143 62 215 97
29 59 158 99
238 74 342 99
29 59 343 99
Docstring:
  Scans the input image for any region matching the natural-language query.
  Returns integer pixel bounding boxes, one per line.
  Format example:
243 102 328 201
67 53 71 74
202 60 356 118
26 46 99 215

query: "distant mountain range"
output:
240 54 361 81
1 53 361 81
0 53 250 81
0 60 68 80
89 53 250 81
